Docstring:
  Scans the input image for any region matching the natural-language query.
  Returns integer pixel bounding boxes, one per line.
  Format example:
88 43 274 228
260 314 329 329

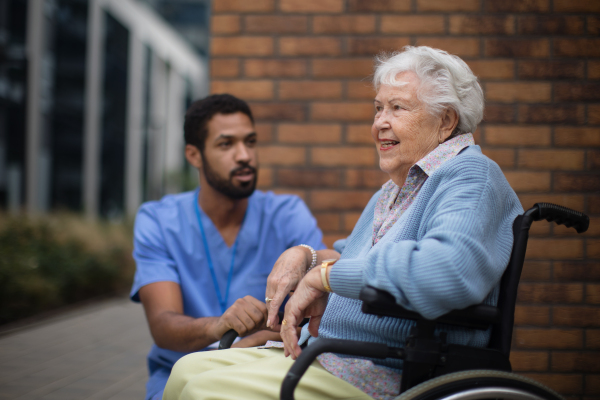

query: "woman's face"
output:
371 71 444 186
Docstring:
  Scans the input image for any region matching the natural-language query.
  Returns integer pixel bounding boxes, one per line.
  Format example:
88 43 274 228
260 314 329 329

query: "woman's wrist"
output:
298 244 317 272
320 259 336 292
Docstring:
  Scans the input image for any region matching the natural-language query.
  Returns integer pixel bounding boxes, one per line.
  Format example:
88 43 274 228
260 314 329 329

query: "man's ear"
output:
185 144 203 169
438 108 459 143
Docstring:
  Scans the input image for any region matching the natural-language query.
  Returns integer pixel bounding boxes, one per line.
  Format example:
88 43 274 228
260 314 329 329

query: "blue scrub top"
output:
130 189 325 369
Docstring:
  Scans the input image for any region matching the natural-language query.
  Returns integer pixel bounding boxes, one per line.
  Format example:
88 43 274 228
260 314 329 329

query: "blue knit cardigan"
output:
301 145 523 371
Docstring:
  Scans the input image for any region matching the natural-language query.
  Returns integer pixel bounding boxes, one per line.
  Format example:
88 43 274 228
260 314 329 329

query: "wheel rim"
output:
396 370 564 400
440 386 548 400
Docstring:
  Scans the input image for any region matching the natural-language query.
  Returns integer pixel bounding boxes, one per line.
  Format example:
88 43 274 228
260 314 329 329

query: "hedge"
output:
0 213 135 325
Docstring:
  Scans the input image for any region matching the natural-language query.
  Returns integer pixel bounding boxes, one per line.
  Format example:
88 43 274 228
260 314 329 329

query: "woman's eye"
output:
393 105 402 111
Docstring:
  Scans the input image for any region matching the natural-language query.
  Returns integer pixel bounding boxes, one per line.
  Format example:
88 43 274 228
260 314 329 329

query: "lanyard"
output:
194 190 240 314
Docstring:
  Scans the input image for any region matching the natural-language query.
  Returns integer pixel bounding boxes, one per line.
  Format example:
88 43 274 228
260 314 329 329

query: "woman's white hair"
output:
373 46 484 136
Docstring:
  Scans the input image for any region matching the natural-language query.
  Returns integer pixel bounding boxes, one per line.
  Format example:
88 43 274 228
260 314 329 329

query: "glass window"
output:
99 12 128 219
50 0 89 211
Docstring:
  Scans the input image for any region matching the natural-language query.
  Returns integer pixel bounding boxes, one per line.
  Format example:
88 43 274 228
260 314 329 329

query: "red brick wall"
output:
209 0 600 397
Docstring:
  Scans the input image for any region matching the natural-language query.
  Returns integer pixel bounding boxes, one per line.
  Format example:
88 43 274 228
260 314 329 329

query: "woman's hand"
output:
280 266 331 360
266 247 340 330
265 246 313 329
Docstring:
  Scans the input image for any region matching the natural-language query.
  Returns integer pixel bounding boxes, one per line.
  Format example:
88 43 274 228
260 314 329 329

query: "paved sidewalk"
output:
0 298 152 400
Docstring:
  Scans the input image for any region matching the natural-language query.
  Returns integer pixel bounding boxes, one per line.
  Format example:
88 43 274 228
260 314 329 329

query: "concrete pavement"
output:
0 298 152 399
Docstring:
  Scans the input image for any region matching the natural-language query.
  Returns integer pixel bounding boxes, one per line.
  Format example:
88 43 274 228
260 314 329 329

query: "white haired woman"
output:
163 46 523 400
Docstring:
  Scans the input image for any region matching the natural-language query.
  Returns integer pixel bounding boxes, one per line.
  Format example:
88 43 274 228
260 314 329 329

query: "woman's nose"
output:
374 110 391 131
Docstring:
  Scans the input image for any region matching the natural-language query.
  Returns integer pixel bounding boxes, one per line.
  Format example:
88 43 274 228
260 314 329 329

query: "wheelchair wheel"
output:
395 370 564 400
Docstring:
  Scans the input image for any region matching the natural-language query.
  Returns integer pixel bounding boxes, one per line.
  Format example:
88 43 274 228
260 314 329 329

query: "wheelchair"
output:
277 203 590 400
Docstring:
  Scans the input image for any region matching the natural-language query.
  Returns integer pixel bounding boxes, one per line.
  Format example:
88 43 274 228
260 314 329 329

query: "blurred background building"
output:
0 0 209 219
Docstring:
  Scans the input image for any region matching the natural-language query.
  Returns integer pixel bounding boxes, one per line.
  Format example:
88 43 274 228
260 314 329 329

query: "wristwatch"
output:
320 259 337 292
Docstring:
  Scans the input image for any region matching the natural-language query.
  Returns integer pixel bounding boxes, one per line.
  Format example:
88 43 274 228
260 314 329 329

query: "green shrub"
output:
0 214 135 325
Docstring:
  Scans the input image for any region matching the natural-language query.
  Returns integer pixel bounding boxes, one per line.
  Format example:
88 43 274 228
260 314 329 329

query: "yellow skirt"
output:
163 347 372 400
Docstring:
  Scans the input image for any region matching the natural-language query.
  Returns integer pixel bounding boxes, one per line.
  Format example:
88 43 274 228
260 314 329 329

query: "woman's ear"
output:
438 108 459 143
185 144 203 170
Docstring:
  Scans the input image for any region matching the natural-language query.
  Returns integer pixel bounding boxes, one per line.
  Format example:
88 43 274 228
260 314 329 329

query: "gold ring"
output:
265 297 273 303
282 319 287 325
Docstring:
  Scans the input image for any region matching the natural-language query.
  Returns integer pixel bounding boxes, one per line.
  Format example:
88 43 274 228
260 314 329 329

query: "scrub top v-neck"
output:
194 187 245 314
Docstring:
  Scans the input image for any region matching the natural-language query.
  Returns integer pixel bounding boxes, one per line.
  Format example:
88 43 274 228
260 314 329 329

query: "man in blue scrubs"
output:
130 94 326 400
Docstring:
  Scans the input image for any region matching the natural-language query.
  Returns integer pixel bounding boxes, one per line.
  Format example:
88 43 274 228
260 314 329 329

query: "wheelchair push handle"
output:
529 202 589 234
218 329 238 350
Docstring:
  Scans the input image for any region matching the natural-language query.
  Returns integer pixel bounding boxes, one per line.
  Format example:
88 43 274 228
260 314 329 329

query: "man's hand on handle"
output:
214 295 270 339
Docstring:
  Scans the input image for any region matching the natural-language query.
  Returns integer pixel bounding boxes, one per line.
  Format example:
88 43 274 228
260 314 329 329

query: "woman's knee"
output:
179 370 226 400
164 353 212 399
166 348 269 399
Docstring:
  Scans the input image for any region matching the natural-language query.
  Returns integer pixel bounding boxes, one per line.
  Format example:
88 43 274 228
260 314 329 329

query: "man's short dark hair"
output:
184 94 254 152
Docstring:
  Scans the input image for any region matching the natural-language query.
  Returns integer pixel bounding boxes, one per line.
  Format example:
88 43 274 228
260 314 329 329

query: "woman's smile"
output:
379 139 399 151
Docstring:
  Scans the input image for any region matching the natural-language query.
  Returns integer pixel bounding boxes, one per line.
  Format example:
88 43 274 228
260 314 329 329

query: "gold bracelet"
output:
320 259 337 292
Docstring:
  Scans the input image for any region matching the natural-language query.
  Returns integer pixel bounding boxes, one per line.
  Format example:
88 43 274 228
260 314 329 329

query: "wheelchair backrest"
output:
488 214 531 358
488 203 589 358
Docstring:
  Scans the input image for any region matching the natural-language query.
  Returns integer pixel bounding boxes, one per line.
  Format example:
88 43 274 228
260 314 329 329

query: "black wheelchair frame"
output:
279 203 590 400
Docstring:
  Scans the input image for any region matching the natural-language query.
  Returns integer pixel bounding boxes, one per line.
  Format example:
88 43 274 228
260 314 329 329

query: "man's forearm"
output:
231 330 281 348
150 311 220 353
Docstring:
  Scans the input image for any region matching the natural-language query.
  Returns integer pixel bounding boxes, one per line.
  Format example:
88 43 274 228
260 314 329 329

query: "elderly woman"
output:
163 46 522 400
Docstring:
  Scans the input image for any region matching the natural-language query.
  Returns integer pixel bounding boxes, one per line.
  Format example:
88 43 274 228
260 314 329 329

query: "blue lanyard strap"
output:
194 190 239 314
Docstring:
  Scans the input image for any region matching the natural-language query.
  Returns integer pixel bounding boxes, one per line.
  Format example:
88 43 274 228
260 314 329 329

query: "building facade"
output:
0 0 208 218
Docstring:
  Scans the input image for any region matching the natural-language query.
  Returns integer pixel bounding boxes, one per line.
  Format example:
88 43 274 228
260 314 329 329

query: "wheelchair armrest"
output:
359 286 500 330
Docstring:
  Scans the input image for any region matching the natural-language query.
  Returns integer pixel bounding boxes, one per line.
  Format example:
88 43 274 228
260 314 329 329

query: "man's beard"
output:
202 158 257 200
